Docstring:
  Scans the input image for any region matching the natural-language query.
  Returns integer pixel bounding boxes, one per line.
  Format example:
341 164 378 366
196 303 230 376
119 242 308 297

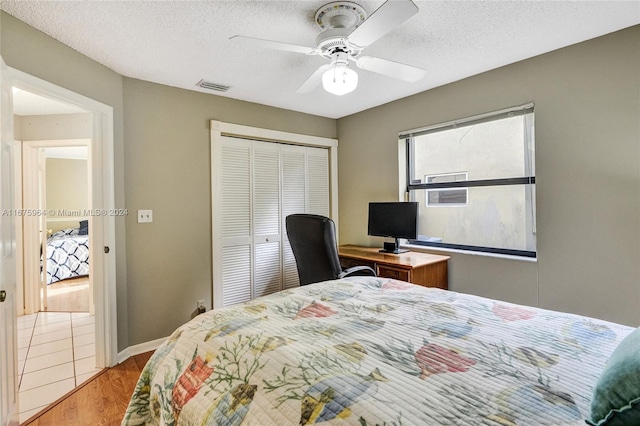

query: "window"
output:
402 104 536 257
426 173 468 206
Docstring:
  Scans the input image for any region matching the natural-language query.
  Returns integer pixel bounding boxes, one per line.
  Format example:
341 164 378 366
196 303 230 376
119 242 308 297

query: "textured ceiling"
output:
2 1 639 119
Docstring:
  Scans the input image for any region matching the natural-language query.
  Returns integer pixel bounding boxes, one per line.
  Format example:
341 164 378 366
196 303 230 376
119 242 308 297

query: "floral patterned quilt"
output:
122 277 633 426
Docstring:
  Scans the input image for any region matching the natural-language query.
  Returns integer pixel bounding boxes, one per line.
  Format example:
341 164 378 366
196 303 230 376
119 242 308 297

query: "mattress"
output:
122 277 632 425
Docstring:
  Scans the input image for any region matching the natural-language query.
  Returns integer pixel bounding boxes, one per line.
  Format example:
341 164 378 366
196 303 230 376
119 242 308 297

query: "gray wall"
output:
122 78 335 345
338 26 640 326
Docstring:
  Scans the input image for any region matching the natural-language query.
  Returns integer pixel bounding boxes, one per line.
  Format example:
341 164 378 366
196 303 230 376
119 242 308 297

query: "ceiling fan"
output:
230 0 427 96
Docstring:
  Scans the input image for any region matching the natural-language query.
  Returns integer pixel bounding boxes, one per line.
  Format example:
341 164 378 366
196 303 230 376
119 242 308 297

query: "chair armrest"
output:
338 265 376 278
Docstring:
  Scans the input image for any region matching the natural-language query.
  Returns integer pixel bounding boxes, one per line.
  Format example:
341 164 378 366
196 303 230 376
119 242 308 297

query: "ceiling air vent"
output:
196 79 230 92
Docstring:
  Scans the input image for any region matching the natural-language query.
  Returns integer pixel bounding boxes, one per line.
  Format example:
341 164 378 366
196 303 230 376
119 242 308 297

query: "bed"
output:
45 228 90 284
122 277 636 425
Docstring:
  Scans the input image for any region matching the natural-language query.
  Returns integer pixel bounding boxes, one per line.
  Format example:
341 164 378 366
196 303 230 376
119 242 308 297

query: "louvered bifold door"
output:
220 137 252 306
306 147 330 217
281 145 307 289
252 141 282 298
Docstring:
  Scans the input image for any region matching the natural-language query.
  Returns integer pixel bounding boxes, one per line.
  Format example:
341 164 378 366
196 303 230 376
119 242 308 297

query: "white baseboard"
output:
117 336 167 364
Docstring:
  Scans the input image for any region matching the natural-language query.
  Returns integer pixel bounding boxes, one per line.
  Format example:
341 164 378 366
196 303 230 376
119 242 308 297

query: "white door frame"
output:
210 121 339 308
12 140 22 324
0 55 19 426
10 68 117 368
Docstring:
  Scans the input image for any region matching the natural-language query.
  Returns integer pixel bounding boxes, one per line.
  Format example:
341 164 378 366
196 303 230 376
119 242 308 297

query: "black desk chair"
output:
285 214 376 286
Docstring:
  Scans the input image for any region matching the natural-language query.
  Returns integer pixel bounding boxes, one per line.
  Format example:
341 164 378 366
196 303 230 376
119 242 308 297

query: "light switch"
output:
137 210 153 223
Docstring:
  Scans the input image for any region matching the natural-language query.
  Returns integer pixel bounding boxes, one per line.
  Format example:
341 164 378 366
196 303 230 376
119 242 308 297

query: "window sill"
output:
402 243 538 263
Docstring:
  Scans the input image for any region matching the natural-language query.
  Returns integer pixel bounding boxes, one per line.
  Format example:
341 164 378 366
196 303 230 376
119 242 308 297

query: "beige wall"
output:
122 78 335 345
338 26 640 326
15 113 91 141
45 158 88 232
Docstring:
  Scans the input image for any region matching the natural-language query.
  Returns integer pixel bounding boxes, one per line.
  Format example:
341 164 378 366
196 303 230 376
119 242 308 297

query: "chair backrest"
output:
285 214 342 286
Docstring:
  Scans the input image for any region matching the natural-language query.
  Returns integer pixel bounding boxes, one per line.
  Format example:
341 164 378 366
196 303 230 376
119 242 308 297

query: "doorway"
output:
23 142 92 314
9 70 117 423
21 139 92 316
42 145 91 313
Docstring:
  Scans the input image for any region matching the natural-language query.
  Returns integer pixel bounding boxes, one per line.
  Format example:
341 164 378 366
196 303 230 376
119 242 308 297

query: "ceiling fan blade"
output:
296 64 331 93
347 0 419 48
356 56 426 82
229 35 319 55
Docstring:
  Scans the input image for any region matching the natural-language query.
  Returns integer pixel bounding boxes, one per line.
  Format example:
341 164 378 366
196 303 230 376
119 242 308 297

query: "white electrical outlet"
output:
137 210 153 223
197 299 206 314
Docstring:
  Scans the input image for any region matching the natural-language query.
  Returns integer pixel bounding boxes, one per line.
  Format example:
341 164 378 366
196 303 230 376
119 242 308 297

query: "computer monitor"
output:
367 202 418 254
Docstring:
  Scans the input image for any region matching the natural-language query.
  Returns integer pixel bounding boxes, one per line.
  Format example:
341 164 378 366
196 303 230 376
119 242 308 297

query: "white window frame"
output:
399 103 536 258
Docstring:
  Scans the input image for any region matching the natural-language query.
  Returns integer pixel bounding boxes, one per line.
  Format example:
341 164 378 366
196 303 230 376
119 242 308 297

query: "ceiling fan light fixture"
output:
322 62 358 96
233 0 424 95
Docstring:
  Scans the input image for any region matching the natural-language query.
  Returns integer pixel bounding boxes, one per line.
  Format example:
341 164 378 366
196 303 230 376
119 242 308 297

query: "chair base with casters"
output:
286 213 376 286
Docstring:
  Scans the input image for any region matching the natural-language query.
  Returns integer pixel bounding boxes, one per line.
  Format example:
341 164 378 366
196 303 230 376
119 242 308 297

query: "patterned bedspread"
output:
122 277 633 426
45 228 89 284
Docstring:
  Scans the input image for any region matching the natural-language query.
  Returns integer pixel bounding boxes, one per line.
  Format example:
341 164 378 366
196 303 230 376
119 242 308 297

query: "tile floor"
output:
17 312 103 423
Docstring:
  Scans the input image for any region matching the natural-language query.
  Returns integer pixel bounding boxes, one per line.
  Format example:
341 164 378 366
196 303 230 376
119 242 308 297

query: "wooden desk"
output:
338 245 450 289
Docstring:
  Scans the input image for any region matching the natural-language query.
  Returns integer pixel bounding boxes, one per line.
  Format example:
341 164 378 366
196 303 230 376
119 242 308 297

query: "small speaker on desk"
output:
383 242 396 253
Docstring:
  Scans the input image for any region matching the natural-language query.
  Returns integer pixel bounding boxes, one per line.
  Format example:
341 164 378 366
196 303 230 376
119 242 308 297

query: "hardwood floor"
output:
22 351 152 426
46 276 90 312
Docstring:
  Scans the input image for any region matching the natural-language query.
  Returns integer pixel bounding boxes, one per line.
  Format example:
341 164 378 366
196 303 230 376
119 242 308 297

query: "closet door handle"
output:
0 290 6 303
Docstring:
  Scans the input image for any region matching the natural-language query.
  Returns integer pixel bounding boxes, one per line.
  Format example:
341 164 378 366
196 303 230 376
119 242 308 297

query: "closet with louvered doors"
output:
212 133 330 308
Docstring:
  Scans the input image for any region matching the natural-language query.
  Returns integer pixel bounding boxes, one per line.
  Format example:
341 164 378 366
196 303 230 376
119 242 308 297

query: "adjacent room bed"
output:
45 226 89 284
122 277 637 425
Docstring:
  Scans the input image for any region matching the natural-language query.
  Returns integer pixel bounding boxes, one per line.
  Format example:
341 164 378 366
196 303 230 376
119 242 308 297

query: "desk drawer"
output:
377 265 410 282
339 257 376 271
